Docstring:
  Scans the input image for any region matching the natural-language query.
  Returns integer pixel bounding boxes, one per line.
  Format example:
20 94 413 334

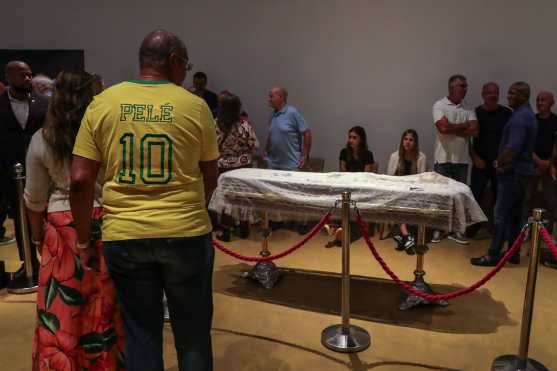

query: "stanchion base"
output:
242 260 280 289
321 324 371 353
7 274 38 294
399 275 448 311
491 355 548 371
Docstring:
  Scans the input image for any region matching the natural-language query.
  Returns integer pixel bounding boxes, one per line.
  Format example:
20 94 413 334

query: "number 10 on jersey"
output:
118 133 173 185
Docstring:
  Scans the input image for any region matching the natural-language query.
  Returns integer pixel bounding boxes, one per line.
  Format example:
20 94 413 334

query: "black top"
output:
202 89 218 116
339 148 374 172
473 105 512 163
0 91 48 181
402 160 412 175
534 113 557 159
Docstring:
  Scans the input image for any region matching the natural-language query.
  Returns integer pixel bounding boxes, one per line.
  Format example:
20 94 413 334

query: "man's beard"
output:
11 84 32 96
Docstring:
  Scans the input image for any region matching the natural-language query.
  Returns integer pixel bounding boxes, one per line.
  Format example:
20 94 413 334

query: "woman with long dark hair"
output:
387 129 427 253
25 70 125 370
325 126 376 247
215 94 259 241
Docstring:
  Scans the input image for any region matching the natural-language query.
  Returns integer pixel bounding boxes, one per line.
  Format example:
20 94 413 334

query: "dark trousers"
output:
104 233 214 371
434 163 469 183
523 173 556 232
488 174 531 259
468 165 498 236
0 177 35 263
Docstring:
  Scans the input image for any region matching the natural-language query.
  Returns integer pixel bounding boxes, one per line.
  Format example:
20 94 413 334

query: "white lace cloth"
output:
208 169 486 232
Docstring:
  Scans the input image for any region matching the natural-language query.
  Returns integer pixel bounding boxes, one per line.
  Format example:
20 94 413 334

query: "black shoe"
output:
403 235 416 255
509 254 520 265
13 263 39 280
237 223 250 239
269 221 283 231
393 235 405 251
325 239 342 248
297 224 310 235
216 229 231 242
470 255 499 267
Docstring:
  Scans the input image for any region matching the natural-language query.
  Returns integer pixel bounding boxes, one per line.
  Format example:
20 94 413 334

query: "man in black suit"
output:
0 61 49 277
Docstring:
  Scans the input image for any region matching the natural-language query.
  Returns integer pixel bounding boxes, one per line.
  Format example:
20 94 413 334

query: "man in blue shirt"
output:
265 86 312 170
471 82 537 266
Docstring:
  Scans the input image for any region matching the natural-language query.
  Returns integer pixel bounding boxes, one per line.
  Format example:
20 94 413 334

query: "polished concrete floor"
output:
1 220 557 371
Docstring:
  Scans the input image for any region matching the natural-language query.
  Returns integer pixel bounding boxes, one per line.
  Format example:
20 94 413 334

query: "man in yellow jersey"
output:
70 30 219 371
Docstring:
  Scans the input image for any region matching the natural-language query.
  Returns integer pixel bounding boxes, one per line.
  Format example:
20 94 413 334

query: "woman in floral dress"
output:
25 70 125 370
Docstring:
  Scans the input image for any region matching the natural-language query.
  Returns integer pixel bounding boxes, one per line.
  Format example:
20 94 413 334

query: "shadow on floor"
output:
166 328 463 371
213 264 516 335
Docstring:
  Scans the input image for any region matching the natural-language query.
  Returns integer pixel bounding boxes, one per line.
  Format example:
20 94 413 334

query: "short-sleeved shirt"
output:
266 105 309 170
339 148 374 172
473 105 512 163
433 97 477 164
534 113 557 160
73 80 219 241
498 104 537 176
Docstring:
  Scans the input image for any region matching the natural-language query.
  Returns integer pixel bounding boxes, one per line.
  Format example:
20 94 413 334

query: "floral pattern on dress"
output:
216 119 259 170
33 207 125 371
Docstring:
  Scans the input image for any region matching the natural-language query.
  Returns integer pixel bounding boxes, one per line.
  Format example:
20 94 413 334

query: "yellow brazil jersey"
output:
73 80 219 241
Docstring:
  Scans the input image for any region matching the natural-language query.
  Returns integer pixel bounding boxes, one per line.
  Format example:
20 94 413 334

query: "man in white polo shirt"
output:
432 74 478 244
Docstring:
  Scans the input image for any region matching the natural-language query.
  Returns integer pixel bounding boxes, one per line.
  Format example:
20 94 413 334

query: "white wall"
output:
3 0 557 171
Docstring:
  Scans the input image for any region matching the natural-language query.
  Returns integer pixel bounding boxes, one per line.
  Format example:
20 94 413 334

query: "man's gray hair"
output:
139 29 187 70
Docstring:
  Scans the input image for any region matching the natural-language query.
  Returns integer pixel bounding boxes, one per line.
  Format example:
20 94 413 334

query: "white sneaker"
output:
448 232 469 245
431 230 442 243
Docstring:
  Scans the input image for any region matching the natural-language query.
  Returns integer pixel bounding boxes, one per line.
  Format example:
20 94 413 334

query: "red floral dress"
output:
32 208 125 371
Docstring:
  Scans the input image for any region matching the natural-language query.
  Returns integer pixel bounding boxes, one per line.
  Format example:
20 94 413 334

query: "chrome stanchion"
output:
399 225 448 310
243 211 280 289
7 163 38 294
321 191 370 353
491 208 548 371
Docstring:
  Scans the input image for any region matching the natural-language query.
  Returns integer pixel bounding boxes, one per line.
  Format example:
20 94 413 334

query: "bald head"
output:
268 86 288 110
139 29 187 69
5 60 32 96
536 90 555 117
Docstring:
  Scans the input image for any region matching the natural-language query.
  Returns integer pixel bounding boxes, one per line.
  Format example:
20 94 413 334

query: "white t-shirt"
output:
432 97 477 164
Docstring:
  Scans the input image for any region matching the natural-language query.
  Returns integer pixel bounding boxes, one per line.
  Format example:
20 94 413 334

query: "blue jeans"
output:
434 163 469 184
488 174 531 259
104 234 214 371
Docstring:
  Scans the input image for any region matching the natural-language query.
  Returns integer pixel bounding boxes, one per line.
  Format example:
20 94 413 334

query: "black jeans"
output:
488 174 531 259
104 233 214 371
468 165 498 236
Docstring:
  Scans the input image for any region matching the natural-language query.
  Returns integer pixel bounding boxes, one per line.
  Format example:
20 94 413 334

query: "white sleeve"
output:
387 152 398 175
417 152 427 173
432 101 445 123
467 107 477 121
24 132 50 212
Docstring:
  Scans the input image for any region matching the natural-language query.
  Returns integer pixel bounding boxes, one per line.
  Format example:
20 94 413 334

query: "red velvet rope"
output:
540 227 557 262
356 214 527 302
213 211 333 262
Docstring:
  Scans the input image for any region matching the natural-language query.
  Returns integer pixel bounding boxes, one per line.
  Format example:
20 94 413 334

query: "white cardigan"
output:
24 129 103 213
387 151 427 176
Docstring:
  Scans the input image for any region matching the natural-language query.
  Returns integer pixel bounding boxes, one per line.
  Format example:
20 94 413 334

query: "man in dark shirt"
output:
468 82 512 237
523 91 557 231
471 82 536 266
189 71 218 115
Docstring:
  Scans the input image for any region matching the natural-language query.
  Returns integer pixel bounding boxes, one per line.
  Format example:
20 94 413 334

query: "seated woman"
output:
387 129 427 254
325 126 376 247
215 94 260 241
25 70 125 369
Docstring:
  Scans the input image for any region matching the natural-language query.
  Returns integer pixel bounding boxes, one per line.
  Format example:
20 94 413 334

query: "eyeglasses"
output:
176 55 193 71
